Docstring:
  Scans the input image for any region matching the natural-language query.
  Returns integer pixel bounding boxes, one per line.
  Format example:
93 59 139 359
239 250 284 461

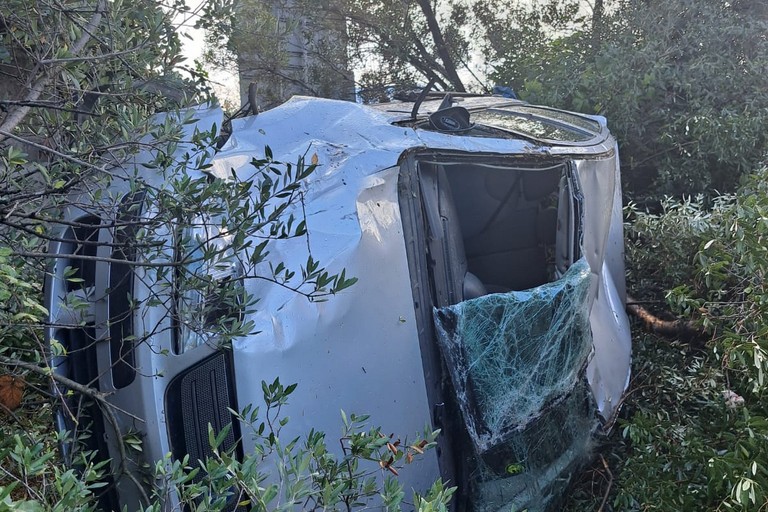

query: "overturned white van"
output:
46 93 631 511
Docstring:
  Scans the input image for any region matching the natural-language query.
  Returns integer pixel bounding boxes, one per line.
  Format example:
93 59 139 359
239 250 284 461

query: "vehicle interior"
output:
397 154 586 509
411 158 581 305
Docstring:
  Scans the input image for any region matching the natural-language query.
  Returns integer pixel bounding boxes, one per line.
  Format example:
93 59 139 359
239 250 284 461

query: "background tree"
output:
209 0 481 106
215 0 766 199
488 0 768 199
213 0 356 109
342 0 473 95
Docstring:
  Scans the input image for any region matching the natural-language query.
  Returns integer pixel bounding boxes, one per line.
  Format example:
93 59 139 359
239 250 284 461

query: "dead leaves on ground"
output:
0 374 26 412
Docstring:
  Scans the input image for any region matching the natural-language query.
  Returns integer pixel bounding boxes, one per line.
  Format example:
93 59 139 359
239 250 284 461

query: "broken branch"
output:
626 294 705 340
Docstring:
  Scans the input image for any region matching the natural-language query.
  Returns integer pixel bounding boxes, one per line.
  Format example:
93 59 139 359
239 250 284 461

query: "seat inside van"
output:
418 160 574 298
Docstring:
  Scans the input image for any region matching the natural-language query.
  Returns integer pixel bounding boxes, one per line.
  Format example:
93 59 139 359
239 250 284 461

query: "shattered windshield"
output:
433 258 594 451
433 258 597 509
472 110 594 143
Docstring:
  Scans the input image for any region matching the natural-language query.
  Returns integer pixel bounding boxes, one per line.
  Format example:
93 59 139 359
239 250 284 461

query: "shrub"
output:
489 0 768 199
566 164 768 511
1 375 453 511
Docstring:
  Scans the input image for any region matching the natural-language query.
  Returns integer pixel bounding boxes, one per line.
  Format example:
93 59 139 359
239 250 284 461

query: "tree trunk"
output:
414 0 466 91
591 0 605 47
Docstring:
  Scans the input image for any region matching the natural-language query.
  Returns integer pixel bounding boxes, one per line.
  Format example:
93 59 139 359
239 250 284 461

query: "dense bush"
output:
564 165 768 511
567 331 768 511
487 0 768 199
627 165 768 397
624 195 720 300
669 166 768 401
614 337 768 510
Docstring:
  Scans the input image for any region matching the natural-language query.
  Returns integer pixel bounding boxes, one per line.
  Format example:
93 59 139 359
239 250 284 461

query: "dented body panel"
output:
216 96 631 509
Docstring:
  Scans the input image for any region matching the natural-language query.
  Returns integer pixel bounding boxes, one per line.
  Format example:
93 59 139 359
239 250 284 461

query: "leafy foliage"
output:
566 332 767 512
624 195 728 300
667 166 768 399
1 1 444 510
1 377 452 511
0 122 382 508
488 0 768 199
567 165 768 511
146 379 452 511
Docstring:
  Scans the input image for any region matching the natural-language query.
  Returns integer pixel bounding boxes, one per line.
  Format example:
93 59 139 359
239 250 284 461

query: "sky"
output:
177 1 241 107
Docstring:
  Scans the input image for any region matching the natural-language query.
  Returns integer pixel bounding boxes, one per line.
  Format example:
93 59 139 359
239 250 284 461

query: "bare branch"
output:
0 0 107 141
37 44 148 65
0 128 106 172
626 294 705 340
413 0 465 91
0 354 110 402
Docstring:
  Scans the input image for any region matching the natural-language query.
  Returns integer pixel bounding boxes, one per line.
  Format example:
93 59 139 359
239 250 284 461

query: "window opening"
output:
109 191 145 389
173 216 243 354
416 158 582 302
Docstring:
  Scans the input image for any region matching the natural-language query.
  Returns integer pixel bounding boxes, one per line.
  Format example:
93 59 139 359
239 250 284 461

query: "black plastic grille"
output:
54 326 120 510
65 217 100 291
166 351 242 479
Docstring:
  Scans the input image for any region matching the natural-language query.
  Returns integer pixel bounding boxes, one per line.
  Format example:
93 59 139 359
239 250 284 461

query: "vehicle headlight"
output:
175 219 243 354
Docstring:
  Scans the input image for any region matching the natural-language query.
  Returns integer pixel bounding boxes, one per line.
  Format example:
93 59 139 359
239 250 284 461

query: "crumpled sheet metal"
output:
433 258 594 453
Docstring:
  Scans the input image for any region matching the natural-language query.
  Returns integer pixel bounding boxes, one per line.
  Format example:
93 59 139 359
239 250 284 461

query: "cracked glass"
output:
433 258 597 509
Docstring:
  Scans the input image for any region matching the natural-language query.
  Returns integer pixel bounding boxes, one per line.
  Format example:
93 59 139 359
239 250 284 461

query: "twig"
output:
597 454 613 512
0 354 145 420
0 399 25 426
97 389 151 505
37 45 147 65
0 129 106 173
0 353 150 505
0 354 110 401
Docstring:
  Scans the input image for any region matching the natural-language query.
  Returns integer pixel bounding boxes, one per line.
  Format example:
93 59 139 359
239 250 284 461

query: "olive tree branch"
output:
0 352 151 505
0 0 107 142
